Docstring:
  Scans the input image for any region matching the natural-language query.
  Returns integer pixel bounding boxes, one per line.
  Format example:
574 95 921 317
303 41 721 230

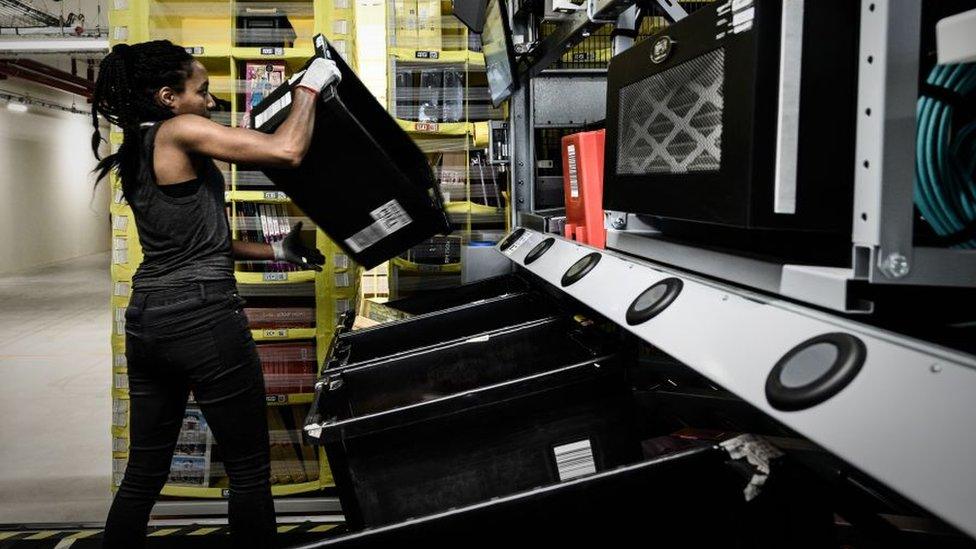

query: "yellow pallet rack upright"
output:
108 0 359 499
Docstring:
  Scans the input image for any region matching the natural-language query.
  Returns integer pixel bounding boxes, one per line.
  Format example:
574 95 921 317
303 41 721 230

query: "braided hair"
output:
91 40 195 187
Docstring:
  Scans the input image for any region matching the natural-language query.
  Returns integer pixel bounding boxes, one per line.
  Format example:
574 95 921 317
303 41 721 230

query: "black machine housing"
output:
603 0 861 233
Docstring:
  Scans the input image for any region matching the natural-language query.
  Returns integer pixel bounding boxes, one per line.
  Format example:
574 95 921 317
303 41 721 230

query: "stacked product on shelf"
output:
107 0 359 499
386 0 510 298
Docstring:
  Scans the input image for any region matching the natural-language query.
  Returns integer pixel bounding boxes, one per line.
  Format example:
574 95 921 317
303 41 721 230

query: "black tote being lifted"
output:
250 34 450 268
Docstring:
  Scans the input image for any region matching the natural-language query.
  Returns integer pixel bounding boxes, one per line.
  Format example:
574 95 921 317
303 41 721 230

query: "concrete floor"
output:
0 252 113 524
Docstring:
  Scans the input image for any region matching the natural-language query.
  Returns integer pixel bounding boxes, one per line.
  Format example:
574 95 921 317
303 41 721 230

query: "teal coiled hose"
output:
914 62 976 249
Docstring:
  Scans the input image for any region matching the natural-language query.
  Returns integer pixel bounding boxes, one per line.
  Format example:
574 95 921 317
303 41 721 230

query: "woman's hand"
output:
296 58 342 95
272 222 325 271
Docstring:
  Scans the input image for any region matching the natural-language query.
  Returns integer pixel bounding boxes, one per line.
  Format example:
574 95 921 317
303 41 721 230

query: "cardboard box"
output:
394 0 418 50
416 0 442 52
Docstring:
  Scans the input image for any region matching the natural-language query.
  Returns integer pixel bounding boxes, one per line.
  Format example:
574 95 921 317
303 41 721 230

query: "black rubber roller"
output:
524 238 556 265
560 252 602 287
766 333 866 411
625 278 683 325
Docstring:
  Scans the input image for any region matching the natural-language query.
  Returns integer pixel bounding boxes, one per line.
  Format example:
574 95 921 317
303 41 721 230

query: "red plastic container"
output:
561 130 606 249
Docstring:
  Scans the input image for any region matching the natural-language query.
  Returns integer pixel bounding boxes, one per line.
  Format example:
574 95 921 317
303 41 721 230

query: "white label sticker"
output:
255 92 293 130
262 329 288 338
112 399 129 427
334 254 349 269
504 232 533 255
114 373 129 390
731 0 753 12
554 439 596 481
344 200 413 253
732 6 755 26
335 272 350 288
113 436 128 453
733 19 754 34
113 458 127 486
537 159 554 169
567 144 579 199
114 281 131 297
263 272 287 282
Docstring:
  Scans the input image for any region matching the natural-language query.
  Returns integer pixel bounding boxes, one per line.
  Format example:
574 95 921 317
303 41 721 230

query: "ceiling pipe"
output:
12 58 94 91
0 61 92 98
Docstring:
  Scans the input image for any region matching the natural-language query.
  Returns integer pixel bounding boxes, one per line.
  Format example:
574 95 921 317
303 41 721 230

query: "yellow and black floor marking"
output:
0 522 345 548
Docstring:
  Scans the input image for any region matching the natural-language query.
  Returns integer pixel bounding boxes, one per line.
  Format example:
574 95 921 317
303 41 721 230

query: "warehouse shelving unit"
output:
385 0 510 298
108 0 359 508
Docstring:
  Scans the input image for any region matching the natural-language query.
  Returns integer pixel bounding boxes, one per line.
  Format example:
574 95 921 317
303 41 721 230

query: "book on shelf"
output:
168 407 212 486
235 202 304 272
245 62 287 118
257 342 317 395
244 307 315 329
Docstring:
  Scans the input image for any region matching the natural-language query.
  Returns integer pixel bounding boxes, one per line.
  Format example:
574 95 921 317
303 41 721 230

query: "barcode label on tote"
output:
344 200 413 253
553 439 596 482
567 144 580 199
254 92 292 130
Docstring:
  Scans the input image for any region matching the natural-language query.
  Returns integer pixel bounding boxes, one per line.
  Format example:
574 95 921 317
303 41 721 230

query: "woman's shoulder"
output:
155 115 222 154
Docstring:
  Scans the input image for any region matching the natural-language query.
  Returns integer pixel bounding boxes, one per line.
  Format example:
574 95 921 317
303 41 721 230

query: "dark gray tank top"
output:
126 121 235 291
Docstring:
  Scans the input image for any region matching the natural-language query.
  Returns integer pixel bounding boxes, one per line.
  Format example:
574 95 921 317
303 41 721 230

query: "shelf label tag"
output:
263 272 288 282
261 47 285 56
415 122 440 132
415 50 440 59
266 394 288 404
185 46 205 55
262 329 288 338
263 191 287 201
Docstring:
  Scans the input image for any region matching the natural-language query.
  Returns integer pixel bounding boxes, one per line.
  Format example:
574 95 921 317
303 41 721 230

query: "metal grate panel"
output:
616 48 724 176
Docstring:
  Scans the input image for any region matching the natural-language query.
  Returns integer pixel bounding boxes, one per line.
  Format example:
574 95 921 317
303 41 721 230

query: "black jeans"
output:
103 281 277 548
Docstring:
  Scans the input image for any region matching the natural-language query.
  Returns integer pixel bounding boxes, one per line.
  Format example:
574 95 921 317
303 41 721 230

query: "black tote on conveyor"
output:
250 34 450 268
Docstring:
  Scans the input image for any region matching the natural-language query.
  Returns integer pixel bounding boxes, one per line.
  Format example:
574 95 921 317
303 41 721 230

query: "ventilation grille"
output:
616 48 725 176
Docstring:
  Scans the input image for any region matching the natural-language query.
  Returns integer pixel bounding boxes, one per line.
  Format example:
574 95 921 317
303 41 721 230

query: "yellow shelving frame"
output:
384 1 510 298
108 0 359 499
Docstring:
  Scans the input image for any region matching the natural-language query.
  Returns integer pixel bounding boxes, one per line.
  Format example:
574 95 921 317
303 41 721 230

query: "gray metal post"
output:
510 81 535 227
851 0 921 281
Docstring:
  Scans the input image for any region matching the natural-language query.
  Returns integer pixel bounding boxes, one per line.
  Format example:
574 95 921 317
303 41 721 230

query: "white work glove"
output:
271 222 325 271
296 58 342 95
